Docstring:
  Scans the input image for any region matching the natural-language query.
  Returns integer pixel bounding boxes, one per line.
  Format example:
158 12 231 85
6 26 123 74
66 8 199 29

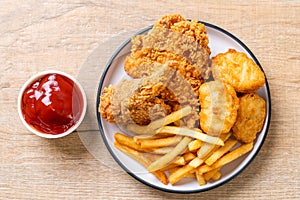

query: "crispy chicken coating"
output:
212 49 265 93
199 80 239 136
127 82 174 125
99 85 115 123
232 93 266 143
126 27 210 79
124 48 204 97
99 66 199 127
124 14 211 95
154 14 210 54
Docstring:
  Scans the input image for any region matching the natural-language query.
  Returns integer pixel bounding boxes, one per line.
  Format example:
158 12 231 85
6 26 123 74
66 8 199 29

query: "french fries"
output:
157 126 224 146
188 140 202 151
147 137 192 172
197 142 254 174
126 106 192 134
113 109 254 186
211 171 222 181
205 139 238 166
197 132 231 158
196 171 206 186
135 135 182 149
114 141 168 184
114 132 145 152
203 168 220 181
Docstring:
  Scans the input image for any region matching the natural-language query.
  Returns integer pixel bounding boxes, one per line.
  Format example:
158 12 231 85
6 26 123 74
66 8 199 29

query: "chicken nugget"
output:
199 80 239 136
232 93 266 143
212 49 265 93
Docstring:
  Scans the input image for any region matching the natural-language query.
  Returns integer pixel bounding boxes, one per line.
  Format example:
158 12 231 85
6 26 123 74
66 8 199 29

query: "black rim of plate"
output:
96 22 272 194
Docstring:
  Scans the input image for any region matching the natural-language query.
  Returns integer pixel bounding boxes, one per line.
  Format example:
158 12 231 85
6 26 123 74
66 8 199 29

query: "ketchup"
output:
21 73 84 135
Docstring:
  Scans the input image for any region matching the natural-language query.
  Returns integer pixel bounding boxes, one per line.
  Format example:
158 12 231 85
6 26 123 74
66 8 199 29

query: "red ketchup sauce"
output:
21 73 84 135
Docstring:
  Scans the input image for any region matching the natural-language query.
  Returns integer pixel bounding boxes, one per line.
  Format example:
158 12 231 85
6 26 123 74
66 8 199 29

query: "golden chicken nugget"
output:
199 80 239 136
232 93 266 143
212 49 265 93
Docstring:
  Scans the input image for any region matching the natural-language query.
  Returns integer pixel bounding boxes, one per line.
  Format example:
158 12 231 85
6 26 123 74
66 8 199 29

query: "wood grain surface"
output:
0 0 299 199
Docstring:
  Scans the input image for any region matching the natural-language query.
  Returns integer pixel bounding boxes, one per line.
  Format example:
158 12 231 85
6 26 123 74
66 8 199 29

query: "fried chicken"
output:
99 84 115 123
124 14 211 97
232 93 266 143
124 49 204 97
212 49 265 93
99 66 199 127
153 14 210 54
199 80 239 136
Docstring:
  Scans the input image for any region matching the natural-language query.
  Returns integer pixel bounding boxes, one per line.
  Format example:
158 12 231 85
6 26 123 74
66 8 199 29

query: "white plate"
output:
96 22 271 193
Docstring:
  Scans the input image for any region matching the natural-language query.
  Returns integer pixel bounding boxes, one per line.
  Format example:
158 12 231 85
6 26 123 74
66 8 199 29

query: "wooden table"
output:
1 1 299 199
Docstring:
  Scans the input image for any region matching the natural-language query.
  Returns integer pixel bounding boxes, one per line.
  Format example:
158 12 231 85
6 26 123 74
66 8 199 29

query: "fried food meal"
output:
212 49 265 93
232 93 266 143
199 80 239 136
98 14 267 187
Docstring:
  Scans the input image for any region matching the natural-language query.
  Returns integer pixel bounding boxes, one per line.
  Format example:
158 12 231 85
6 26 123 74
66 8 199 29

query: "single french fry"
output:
196 171 206 186
184 172 196 179
114 141 148 165
173 156 186 166
157 126 224 146
203 168 220 181
197 132 232 158
168 165 194 185
144 154 186 166
114 141 168 184
205 139 238 166
198 142 254 174
211 171 222 181
133 132 174 140
188 157 204 168
168 156 206 185
114 132 144 152
183 152 196 162
127 106 192 134
159 163 180 172
147 137 192 172
147 146 174 154
188 140 202 151
169 166 181 175
147 106 192 130
136 136 182 149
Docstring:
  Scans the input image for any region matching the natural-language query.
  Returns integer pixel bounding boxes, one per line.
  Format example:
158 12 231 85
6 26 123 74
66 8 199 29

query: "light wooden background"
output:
0 0 299 199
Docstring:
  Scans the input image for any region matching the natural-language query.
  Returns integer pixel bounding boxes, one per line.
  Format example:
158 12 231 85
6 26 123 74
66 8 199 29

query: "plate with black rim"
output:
96 22 271 193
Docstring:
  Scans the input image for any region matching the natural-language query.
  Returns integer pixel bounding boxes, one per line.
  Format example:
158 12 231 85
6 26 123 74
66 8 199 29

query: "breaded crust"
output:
232 93 266 143
124 14 211 86
99 85 115 123
124 48 204 97
154 14 210 54
128 82 174 125
99 66 199 127
125 27 210 79
199 80 239 136
212 49 265 93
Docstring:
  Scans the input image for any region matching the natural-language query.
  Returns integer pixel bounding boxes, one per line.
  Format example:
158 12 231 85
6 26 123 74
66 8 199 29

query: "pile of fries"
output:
114 106 253 185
